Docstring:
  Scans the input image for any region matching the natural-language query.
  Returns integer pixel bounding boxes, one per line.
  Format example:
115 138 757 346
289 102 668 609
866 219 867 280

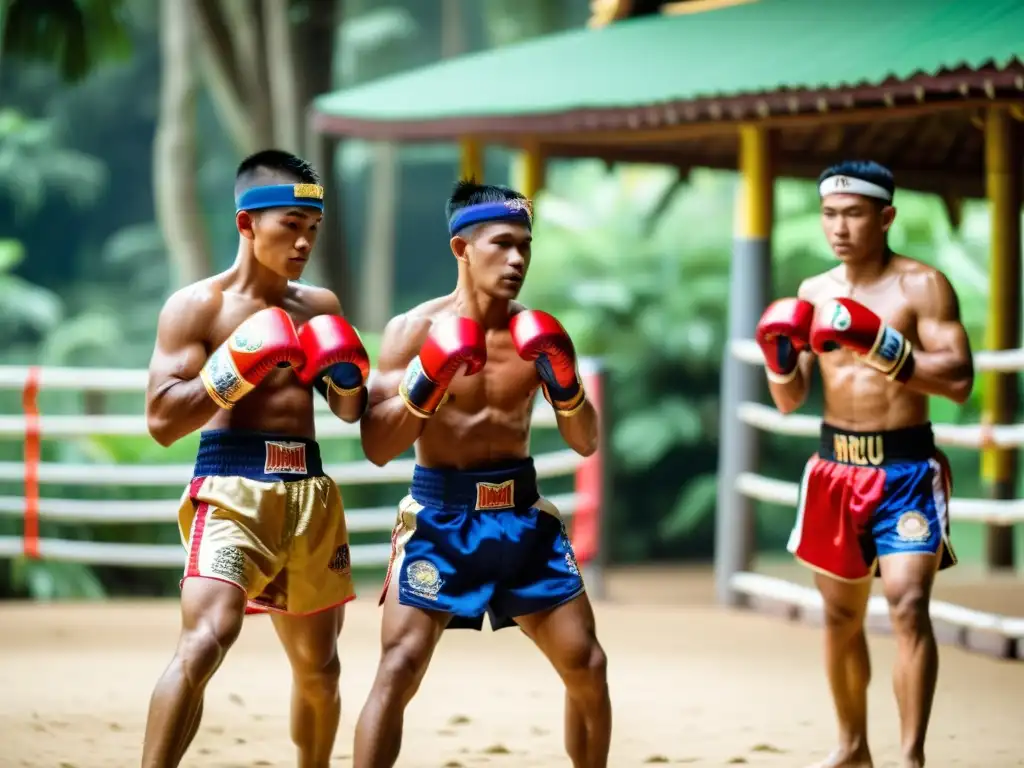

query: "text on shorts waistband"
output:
410 458 538 512
819 422 935 466
194 429 324 481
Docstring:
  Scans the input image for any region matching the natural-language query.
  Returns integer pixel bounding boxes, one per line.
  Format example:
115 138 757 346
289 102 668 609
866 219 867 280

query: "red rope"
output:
22 367 41 559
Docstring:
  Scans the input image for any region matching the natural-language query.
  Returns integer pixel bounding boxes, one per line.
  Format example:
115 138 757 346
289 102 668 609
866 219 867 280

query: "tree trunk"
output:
263 0 302 152
295 0 353 308
154 0 211 287
359 142 398 330
191 0 273 153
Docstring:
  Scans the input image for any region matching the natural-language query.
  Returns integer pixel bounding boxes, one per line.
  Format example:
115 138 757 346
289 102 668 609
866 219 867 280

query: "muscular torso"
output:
201 278 321 438
803 256 928 431
408 299 541 470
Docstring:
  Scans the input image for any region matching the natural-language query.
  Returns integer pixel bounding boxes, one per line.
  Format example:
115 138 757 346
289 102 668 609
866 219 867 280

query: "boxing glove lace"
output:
399 316 487 418
755 298 815 384
200 307 305 409
296 314 371 398
510 310 586 416
810 298 915 382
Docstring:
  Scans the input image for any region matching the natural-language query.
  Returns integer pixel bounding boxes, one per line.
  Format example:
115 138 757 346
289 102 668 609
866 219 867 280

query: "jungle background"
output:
0 0 1020 600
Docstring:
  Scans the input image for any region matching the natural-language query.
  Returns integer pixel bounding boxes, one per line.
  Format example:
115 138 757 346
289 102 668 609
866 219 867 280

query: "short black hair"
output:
234 149 320 199
445 178 528 222
818 160 895 201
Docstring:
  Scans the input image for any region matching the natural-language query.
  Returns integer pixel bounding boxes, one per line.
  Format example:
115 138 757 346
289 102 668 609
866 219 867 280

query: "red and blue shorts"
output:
787 423 956 582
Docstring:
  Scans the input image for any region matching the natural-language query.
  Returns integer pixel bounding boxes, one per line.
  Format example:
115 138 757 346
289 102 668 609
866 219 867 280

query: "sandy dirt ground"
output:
2 566 1022 768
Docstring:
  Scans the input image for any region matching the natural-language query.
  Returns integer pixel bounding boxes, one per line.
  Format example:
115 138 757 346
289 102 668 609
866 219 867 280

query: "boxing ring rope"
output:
722 339 1024 657
0 359 609 597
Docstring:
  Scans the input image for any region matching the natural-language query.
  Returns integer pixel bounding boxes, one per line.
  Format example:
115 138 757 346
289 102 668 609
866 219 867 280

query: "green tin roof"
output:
312 0 1024 139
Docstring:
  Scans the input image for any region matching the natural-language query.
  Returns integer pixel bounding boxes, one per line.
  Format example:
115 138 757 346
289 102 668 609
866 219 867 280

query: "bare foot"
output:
807 746 873 768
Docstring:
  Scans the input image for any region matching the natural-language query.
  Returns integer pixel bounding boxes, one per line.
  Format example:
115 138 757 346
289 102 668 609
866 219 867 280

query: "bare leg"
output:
879 553 940 768
141 579 246 767
809 573 874 768
174 699 203 764
352 581 449 768
270 605 346 768
516 593 611 768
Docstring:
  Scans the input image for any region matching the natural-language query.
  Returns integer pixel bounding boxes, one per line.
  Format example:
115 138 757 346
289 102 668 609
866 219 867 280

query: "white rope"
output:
0 405 559 439
730 571 1024 639
730 338 1024 373
736 471 1024 525
0 536 396 568
737 402 1024 450
0 448 582 487
0 494 580 567
0 363 597 568
0 492 578 527
0 358 602 394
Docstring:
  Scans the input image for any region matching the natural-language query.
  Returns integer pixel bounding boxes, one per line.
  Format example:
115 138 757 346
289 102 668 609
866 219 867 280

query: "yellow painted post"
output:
981 106 1021 570
715 124 774 605
459 137 483 182
511 142 545 201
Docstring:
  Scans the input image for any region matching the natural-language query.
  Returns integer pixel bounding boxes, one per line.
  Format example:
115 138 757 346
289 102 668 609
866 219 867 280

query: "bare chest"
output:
445 333 539 413
207 295 312 351
813 281 917 339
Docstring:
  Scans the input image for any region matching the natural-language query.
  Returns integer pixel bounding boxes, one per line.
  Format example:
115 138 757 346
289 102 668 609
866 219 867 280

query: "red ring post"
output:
573 368 602 581
22 367 41 559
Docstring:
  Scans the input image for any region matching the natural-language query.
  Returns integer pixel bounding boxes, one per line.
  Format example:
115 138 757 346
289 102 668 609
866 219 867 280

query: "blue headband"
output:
236 183 324 213
448 199 533 236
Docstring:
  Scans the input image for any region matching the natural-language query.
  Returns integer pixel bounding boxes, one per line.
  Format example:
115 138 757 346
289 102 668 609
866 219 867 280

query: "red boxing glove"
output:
810 298 915 382
510 309 585 415
200 307 305 409
755 298 814 383
399 316 487 417
296 315 371 398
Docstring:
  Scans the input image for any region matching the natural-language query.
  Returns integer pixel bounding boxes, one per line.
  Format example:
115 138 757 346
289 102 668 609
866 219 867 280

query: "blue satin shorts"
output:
380 457 585 631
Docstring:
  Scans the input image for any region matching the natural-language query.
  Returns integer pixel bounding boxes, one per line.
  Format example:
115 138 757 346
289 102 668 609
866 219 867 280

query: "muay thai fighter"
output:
756 160 973 768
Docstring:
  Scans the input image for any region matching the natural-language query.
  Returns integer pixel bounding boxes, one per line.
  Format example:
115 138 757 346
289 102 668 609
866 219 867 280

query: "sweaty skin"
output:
771 255 973 423
142 267 357 768
363 297 597 470
354 219 608 768
146 276 361 446
768 252 972 768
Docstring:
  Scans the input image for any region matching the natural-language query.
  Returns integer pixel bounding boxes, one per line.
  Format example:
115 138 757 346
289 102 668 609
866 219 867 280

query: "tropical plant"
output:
0 0 133 82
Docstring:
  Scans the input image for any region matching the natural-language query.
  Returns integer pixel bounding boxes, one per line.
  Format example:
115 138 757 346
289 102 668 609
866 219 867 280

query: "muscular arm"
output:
554 393 599 457
359 314 430 467
767 352 815 414
904 270 974 404
306 288 368 424
766 280 816 415
145 289 222 447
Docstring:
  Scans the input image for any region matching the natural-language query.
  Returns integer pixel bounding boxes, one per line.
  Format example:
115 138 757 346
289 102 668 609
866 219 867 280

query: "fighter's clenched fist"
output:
510 309 585 415
399 316 487 417
296 314 371 396
755 298 815 383
200 306 305 409
811 297 915 382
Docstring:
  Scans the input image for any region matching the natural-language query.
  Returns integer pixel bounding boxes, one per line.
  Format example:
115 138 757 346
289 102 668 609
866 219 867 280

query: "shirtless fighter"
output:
756 161 973 768
351 180 611 768
141 149 370 767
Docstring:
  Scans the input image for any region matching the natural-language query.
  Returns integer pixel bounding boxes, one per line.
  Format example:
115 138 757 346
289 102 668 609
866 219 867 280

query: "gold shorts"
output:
177 430 355 615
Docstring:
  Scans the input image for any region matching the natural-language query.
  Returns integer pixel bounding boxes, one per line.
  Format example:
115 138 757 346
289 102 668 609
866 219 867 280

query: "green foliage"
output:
0 237 64 339
0 108 107 220
1 0 133 82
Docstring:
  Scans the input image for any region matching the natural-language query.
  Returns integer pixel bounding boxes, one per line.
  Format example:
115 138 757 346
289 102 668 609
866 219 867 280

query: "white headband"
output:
819 174 893 202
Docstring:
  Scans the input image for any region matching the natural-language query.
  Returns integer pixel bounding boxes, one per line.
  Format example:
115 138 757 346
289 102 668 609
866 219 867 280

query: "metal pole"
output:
714 124 774 606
